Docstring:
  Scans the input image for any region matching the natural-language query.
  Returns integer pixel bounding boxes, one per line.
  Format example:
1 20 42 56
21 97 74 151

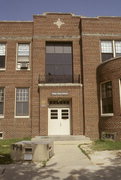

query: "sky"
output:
0 0 121 21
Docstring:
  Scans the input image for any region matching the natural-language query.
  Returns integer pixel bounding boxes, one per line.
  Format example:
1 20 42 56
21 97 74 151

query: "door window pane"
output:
61 109 69 119
50 109 58 119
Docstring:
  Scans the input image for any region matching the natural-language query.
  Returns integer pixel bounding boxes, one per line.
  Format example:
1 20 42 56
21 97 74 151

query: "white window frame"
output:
101 40 121 62
16 43 31 71
0 43 6 71
15 88 30 118
0 87 5 118
100 81 114 117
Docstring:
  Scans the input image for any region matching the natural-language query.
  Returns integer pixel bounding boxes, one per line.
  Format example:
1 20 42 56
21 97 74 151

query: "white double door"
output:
48 108 70 135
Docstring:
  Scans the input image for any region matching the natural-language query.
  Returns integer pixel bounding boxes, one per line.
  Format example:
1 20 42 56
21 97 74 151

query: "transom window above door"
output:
49 99 70 105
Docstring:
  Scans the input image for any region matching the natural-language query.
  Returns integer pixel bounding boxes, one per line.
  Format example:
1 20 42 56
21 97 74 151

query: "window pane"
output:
102 98 113 114
16 102 22 116
115 41 121 53
115 53 121 57
101 82 113 114
102 53 113 62
46 45 54 53
23 102 29 116
16 88 29 116
0 44 5 55
64 46 72 53
101 41 112 53
0 102 3 115
0 88 4 115
17 56 29 62
18 44 30 56
46 42 72 82
55 45 63 53
0 88 4 102
115 41 121 57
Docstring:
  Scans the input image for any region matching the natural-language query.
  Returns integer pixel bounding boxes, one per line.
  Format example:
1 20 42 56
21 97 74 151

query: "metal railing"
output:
38 74 80 84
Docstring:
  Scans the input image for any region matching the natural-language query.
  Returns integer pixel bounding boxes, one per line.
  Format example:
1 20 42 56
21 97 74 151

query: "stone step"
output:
32 135 90 142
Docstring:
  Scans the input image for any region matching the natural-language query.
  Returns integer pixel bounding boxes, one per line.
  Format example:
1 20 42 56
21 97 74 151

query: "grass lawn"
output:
0 137 31 164
92 140 121 151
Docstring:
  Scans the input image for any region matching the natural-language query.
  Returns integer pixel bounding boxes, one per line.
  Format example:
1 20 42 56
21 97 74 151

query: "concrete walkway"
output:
1 140 121 180
42 141 93 179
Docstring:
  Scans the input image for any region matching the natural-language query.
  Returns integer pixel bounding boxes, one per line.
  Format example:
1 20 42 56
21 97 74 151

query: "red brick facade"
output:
0 13 121 139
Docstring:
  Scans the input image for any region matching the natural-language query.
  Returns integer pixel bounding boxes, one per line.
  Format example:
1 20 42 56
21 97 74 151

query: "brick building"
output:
0 12 121 140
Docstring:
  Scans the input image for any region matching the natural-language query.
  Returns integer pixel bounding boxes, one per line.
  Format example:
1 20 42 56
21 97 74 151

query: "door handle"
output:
60 122 61 126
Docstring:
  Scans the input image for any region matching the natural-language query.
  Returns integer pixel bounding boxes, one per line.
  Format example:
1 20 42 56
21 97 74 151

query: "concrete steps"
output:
32 135 91 142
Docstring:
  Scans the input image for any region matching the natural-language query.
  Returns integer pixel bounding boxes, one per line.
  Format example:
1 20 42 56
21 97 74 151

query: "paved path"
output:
1 141 121 180
42 141 93 179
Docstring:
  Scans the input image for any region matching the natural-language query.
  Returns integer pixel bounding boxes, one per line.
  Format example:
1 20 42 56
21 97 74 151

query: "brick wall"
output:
97 57 121 140
0 22 33 138
1 13 121 139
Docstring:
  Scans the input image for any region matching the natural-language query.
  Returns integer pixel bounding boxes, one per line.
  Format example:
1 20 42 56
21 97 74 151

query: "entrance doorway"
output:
48 107 70 135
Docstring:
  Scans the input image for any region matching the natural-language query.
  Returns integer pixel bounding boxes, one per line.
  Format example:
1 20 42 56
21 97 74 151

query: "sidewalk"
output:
1 140 121 180
0 140 93 180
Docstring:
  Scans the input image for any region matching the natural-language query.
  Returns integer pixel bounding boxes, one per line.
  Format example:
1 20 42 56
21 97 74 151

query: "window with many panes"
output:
16 88 29 117
46 42 72 83
17 43 30 70
101 41 121 62
101 81 113 115
0 44 6 69
0 88 4 116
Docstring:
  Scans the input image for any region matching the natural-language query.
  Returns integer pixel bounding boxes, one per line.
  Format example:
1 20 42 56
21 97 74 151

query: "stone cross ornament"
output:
53 18 65 29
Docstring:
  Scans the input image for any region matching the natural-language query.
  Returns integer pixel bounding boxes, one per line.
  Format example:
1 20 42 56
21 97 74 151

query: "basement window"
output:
101 132 116 140
0 132 3 139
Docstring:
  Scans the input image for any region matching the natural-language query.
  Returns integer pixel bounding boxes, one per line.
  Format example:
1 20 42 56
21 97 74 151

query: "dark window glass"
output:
102 53 113 62
0 88 4 115
46 42 72 83
101 81 113 114
0 56 5 68
0 102 3 114
115 53 121 57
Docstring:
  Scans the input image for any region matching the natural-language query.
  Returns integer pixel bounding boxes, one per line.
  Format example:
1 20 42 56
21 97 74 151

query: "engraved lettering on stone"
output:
53 18 65 29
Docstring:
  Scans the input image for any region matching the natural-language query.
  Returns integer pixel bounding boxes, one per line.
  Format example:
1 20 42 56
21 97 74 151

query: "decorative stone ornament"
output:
53 18 65 29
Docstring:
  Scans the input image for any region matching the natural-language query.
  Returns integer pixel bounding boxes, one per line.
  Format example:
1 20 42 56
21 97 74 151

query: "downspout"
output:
80 18 85 135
